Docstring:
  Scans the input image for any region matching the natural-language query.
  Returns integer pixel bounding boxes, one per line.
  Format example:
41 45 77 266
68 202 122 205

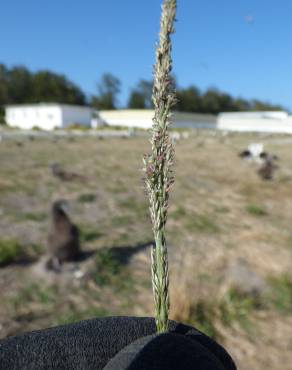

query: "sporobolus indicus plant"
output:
143 0 177 333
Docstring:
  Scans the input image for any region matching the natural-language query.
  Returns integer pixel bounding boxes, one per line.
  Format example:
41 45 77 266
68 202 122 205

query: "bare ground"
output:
0 131 292 369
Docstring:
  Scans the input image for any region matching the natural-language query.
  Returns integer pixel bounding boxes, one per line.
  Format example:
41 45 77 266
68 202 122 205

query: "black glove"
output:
0 316 236 370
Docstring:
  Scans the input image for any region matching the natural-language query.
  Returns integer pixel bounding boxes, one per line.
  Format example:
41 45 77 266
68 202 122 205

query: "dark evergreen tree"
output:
127 79 153 109
128 91 146 109
91 73 121 110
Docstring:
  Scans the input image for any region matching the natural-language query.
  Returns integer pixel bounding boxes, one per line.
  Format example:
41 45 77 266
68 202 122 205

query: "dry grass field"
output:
0 130 292 369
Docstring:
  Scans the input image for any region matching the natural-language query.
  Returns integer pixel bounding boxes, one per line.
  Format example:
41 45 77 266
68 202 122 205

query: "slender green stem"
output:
144 0 177 333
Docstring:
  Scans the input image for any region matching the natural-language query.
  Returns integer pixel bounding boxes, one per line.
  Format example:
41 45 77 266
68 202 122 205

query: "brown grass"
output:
0 131 292 369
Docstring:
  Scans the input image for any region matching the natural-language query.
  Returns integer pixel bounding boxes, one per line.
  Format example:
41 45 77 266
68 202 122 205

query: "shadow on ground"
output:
109 241 153 265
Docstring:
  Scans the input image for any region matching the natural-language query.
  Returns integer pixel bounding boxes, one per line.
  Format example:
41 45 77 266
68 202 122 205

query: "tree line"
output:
0 63 284 122
90 74 284 113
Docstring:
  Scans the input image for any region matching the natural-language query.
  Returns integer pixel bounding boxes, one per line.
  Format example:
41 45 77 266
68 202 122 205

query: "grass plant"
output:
0 239 42 266
79 226 102 242
143 0 177 333
0 239 23 266
268 275 292 313
94 249 122 286
77 193 96 203
246 204 268 216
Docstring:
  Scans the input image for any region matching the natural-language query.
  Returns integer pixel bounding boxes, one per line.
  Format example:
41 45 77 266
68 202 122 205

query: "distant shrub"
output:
79 226 102 243
0 239 42 266
94 249 121 286
95 124 127 131
22 212 47 222
12 283 57 309
31 126 42 131
246 204 268 216
93 248 134 291
111 215 133 227
0 240 23 266
172 287 259 339
77 193 96 203
187 214 220 233
219 289 258 330
66 123 90 130
189 301 218 338
268 275 292 313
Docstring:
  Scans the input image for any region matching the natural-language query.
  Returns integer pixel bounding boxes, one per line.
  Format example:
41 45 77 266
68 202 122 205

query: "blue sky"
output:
1 0 292 109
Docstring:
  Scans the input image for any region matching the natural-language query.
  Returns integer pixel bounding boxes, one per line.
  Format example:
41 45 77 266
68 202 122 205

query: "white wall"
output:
61 106 92 127
219 111 288 120
98 110 216 129
5 105 63 130
5 104 92 130
218 112 292 134
172 112 216 129
6 106 292 134
98 110 153 129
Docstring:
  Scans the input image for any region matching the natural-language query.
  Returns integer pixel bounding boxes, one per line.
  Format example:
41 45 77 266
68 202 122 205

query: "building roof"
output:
218 111 288 120
5 103 91 110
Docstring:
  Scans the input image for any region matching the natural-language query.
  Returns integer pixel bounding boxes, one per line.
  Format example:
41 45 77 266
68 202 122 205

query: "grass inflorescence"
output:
143 0 177 333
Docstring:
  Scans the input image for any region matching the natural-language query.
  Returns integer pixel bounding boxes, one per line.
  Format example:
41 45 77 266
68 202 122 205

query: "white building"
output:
95 109 216 130
6 104 292 134
5 104 92 130
218 111 292 134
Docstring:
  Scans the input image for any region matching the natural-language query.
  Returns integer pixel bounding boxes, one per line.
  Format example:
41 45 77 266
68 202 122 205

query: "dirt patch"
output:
1 132 292 369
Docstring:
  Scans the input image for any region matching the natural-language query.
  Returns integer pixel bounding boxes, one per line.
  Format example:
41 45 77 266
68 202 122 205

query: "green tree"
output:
250 99 283 111
0 64 9 104
137 80 153 108
176 86 201 112
0 65 87 122
128 79 153 109
175 83 285 114
0 64 9 122
128 91 146 109
0 62 286 118
200 89 221 114
233 98 251 111
8 66 32 103
31 71 85 105
92 73 121 109
217 92 234 112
